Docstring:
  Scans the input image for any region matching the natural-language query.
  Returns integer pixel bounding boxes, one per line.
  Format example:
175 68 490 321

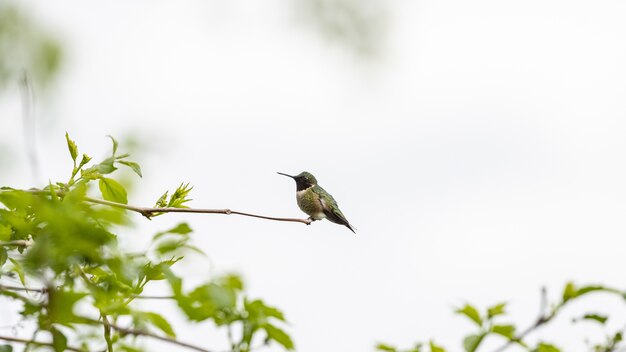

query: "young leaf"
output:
99 178 128 204
264 324 295 350
491 325 516 339
456 304 482 326
8 258 26 286
118 160 142 178
96 157 117 175
78 154 92 168
463 334 485 352
0 247 7 267
154 223 193 240
65 132 78 162
51 327 68 352
0 224 11 241
562 282 576 302
533 343 560 352
144 312 176 337
430 341 446 352
155 191 168 208
487 303 507 318
576 313 608 325
107 135 119 156
375 344 397 352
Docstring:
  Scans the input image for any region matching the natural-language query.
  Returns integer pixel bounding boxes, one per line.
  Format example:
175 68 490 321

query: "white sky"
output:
1 0 626 351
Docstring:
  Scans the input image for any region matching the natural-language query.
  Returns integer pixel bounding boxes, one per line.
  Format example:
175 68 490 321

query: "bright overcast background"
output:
1 0 626 351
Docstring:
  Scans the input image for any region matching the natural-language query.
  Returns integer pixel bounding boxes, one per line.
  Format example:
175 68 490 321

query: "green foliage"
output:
379 282 626 352
0 135 293 352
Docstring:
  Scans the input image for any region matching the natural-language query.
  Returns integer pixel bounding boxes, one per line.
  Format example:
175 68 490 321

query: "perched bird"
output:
277 171 356 234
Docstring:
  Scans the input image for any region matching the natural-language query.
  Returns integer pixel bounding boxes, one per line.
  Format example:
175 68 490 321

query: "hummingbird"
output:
277 171 356 234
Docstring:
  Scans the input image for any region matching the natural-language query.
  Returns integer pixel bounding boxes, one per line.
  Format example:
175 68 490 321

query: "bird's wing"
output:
315 186 356 233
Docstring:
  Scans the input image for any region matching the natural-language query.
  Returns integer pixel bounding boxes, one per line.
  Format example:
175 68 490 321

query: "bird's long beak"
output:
277 172 294 179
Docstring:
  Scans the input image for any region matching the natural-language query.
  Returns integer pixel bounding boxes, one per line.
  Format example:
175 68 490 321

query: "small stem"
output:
0 240 33 247
81 318 214 352
0 334 84 352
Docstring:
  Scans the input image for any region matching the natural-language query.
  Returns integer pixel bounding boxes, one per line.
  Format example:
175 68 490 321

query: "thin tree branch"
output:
0 284 46 293
84 196 311 224
0 240 33 247
0 284 175 300
492 288 559 352
81 318 213 352
4 189 312 225
0 334 84 352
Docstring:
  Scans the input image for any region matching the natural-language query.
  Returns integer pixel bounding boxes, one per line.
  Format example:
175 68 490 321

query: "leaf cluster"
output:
377 282 626 352
0 134 293 352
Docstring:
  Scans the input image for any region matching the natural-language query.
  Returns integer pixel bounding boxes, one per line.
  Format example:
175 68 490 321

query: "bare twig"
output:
2 189 311 225
0 334 84 352
492 288 559 352
82 318 213 352
84 196 312 224
0 284 46 293
0 240 33 247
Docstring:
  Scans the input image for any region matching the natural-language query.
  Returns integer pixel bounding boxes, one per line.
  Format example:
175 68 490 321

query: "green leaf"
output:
118 160 142 177
487 303 506 318
144 312 176 337
577 313 608 324
533 343 560 352
78 154 92 168
375 344 397 352
8 258 25 286
491 325 516 339
456 304 482 326
167 183 193 208
154 223 192 240
562 282 576 302
51 327 68 352
155 191 168 208
99 178 128 204
463 334 485 352
430 341 445 352
0 248 7 267
264 324 294 350
0 345 13 352
107 135 119 156
0 224 11 241
65 132 78 161
97 157 117 174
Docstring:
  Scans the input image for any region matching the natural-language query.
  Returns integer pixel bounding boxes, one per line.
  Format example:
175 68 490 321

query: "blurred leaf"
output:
576 313 608 325
144 311 176 337
118 160 142 178
264 324 294 350
533 343 560 352
8 258 25 286
0 224 11 241
48 288 87 323
463 334 485 352
99 178 128 204
154 223 192 240
0 247 7 267
430 341 445 352
375 344 397 352
487 303 506 319
562 282 576 302
51 327 68 352
491 325 515 339
65 132 78 162
0 345 13 352
456 304 482 326
107 135 119 156
97 157 117 175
